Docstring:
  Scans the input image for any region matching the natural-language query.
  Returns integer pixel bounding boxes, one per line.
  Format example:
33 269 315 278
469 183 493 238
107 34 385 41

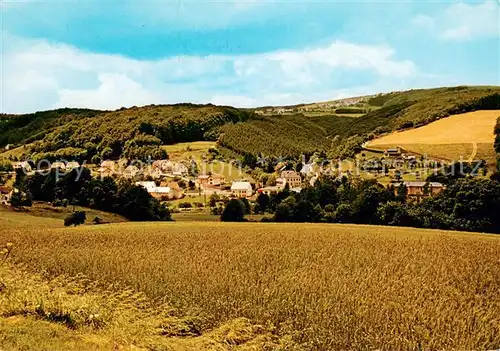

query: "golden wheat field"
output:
1 210 499 350
367 110 500 162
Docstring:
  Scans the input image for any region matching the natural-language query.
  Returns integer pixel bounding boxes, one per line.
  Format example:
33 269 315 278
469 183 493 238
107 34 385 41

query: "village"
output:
0 144 448 212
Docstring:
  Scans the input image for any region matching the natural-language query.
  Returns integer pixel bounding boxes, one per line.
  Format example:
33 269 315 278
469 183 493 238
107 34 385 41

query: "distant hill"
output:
1 86 500 162
222 86 500 158
0 104 251 162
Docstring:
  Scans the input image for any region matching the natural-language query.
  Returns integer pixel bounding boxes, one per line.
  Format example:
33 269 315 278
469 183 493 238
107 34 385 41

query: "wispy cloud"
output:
414 0 499 41
2 35 418 113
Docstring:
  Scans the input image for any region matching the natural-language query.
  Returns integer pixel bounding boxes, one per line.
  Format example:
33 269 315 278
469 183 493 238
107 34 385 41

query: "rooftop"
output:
231 181 252 191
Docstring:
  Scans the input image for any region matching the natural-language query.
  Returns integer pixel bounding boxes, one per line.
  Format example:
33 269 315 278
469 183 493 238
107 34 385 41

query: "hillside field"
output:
366 110 500 163
1 211 499 350
0 202 128 225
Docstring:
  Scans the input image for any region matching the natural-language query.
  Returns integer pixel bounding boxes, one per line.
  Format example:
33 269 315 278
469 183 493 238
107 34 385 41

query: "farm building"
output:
231 181 253 198
385 147 402 157
160 181 184 199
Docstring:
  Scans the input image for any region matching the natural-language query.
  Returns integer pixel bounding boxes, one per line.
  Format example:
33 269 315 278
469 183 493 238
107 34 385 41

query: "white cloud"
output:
2 35 418 113
57 74 162 110
415 0 499 41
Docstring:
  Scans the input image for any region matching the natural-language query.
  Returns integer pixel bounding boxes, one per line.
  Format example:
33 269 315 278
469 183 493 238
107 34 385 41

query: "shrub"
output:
64 211 86 227
221 199 245 222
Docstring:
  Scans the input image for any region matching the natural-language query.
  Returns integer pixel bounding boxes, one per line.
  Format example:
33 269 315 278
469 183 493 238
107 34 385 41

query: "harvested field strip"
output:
368 110 500 146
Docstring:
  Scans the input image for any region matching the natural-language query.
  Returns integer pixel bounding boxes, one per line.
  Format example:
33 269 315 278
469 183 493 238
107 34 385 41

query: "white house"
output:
230 181 253 198
135 181 181 200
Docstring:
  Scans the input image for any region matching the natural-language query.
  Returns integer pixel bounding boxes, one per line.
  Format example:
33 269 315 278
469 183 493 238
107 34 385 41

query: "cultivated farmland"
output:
1 211 499 350
367 110 500 163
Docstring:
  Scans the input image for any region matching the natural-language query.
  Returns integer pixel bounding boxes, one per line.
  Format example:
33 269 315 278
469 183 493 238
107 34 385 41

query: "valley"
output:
1 86 500 350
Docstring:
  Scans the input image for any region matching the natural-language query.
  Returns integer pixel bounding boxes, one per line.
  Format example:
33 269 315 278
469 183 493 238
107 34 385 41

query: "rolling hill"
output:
366 110 500 165
1 86 500 162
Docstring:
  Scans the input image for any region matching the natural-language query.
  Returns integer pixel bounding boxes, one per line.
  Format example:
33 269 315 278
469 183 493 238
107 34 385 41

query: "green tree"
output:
209 193 220 208
377 201 413 226
64 211 86 227
396 183 408 202
221 199 245 222
256 192 270 213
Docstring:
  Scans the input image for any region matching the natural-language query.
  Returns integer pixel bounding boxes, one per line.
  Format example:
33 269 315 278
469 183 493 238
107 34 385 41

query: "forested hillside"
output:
220 86 500 158
1 86 499 161
0 104 251 162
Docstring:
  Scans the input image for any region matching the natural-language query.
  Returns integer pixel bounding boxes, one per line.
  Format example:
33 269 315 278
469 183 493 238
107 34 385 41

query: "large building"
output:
197 174 226 188
280 170 302 188
230 181 253 198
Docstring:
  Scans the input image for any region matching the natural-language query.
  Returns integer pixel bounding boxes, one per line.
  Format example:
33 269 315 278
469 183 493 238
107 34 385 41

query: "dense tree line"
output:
335 108 367 114
253 174 500 234
15 168 171 221
0 108 101 147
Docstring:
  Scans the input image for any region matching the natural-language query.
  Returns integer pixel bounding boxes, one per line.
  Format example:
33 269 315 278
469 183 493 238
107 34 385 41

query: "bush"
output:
221 199 245 222
10 190 32 208
64 211 86 227
92 216 104 225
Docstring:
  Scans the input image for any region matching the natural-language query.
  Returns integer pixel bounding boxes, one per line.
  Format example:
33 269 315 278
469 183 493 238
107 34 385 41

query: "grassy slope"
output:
367 110 500 164
0 265 292 351
0 202 128 225
1 211 499 350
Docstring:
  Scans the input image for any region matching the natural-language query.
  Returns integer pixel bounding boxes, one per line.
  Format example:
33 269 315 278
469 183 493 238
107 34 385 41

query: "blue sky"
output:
1 0 499 113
